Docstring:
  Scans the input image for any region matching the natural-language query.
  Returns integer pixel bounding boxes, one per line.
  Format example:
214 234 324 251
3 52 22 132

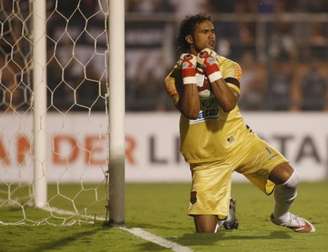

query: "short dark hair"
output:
177 14 212 54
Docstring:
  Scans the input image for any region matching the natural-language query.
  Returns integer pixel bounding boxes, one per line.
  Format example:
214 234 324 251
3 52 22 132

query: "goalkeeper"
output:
164 14 315 233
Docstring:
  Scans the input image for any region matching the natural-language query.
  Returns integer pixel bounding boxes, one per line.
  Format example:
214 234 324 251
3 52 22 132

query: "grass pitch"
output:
0 182 327 252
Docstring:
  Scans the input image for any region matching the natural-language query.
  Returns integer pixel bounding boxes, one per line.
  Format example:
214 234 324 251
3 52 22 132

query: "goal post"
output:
0 0 125 226
108 0 125 225
32 0 47 209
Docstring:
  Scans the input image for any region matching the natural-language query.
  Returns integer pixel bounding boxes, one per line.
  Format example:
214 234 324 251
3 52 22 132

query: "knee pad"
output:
275 170 299 202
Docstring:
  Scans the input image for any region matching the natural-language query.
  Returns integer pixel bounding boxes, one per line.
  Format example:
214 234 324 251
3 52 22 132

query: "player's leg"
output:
189 161 233 233
269 162 315 233
193 198 239 233
269 162 296 220
193 215 219 233
234 132 315 233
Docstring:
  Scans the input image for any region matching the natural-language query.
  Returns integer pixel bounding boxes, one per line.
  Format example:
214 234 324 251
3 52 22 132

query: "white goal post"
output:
32 0 47 209
108 0 125 225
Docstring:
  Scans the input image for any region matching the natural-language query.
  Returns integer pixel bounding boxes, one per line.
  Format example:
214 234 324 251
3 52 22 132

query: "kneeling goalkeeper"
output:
164 14 315 233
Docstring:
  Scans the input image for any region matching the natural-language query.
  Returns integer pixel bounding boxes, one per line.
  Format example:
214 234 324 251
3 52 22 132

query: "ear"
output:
185 35 193 45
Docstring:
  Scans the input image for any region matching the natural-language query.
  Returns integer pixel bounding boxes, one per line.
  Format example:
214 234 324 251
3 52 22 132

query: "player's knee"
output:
270 163 295 184
194 215 218 233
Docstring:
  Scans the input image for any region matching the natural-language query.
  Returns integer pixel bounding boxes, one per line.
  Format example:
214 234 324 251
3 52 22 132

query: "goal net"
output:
0 0 114 225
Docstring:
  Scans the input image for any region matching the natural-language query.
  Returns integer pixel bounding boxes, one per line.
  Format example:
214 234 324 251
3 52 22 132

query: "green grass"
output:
0 182 327 252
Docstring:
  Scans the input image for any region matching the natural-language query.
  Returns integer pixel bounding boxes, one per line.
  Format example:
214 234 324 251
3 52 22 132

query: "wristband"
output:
208 71 222 83
183 76 197 85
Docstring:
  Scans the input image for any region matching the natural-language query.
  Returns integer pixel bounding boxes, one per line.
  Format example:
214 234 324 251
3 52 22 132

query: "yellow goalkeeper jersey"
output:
165 55 247 164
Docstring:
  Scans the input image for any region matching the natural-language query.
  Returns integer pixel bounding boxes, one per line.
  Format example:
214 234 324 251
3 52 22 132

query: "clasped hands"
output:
180 48 222 85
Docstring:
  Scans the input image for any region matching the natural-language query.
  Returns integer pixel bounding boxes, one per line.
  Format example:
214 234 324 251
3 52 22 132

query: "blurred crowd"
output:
126 0 328 111
127 0 328 14
0 0 328 112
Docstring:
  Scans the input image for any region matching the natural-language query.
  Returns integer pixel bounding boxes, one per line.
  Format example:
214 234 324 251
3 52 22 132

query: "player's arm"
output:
197 48 238 112
164 67 180 106
164 54 200 119
177 54 200 119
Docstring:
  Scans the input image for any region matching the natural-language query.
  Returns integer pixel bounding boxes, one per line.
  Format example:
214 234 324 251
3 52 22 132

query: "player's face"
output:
191 20 216 52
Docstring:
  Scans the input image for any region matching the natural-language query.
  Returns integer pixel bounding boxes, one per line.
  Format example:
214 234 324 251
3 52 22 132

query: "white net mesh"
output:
0 0 110 225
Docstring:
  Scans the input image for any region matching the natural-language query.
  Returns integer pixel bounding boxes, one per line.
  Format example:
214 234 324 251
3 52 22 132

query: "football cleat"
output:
270 213 315 233
220 198 239 230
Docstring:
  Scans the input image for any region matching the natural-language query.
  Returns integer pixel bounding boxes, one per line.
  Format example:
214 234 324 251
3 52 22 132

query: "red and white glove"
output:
197 48 222 83
179 53 197 85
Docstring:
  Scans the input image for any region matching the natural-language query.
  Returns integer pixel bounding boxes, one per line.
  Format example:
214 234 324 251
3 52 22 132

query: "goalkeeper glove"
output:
179 53 197 85
197 48 222 83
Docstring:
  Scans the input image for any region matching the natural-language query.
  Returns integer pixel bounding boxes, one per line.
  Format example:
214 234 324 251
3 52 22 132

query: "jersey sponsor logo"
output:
189 110 219 124
189 96 220 124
